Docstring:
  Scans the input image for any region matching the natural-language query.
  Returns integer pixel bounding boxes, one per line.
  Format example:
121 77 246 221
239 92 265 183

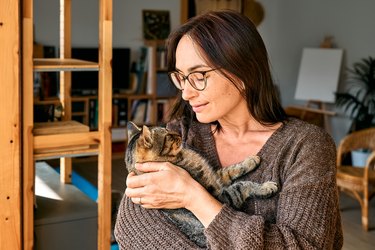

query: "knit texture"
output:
114 118 343 249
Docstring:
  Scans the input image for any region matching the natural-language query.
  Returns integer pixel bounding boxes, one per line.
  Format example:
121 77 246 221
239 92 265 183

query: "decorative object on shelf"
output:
242 0 264 26
142 10 171 40
53 102 64 121
335 56 375 133
195 0 241 15
34 101 64 123
320 35 335 48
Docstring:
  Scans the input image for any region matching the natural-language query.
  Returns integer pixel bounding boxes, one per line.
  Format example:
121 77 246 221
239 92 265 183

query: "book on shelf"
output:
132 44 170 95
135 47 149 94
157 99 173 125
117 99 128 127
112 98 128 127
89 99 98 130
156 46 167 70
130 99 149 125
146 46 155 95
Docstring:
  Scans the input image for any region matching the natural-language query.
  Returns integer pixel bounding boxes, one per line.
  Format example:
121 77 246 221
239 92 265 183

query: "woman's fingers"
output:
131 197 143 206
126 171 147 188
135 162 171 172
125 162 198 209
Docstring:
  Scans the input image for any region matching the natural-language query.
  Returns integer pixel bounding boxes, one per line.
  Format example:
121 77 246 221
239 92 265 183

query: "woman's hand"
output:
125 162 224 227
125 162 200 209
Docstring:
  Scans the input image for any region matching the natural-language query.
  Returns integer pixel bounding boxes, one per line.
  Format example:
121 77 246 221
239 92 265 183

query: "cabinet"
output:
22 0 112 249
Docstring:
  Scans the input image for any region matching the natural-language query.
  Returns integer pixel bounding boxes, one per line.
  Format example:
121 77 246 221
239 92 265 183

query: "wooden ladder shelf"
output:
22 0 113 249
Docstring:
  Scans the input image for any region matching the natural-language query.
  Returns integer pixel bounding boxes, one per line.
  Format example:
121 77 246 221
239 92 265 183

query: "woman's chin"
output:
195 114 215 124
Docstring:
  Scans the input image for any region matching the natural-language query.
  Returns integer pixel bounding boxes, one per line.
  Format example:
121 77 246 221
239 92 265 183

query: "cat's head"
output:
127 121 182 163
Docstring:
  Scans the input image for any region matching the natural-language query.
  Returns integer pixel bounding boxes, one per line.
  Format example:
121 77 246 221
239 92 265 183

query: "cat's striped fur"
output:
125 122 278 247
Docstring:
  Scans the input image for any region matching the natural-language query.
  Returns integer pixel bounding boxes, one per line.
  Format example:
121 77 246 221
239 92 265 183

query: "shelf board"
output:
34 120 90 136
34 145 99 160
33 121 100 159
34 58 99 72
112 93 154 99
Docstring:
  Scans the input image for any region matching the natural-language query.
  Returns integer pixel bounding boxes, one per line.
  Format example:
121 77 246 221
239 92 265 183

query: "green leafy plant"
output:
335 56 375 133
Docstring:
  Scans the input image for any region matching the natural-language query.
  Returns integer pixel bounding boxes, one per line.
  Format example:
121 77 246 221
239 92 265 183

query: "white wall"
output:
33 0 375 143
33 0 181 60
257 0 375 143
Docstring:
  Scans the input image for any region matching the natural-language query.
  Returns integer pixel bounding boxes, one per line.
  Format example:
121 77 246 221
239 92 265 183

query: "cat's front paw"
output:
243 155 261 171
258 181 278 198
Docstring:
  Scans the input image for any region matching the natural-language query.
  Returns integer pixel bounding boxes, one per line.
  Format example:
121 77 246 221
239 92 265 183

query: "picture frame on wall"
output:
142 10 171 40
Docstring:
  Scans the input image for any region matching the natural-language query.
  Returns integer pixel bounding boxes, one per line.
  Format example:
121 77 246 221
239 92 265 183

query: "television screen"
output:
71 48 131 95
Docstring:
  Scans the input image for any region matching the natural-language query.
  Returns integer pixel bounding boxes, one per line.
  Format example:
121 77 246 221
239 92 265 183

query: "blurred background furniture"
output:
285 100 335 130
336 127 375 230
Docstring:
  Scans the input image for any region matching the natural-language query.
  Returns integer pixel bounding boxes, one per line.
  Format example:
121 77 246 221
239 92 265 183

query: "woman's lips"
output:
191 103 207 113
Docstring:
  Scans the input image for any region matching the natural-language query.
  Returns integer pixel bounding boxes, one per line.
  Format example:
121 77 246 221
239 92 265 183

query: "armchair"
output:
336 127 375 230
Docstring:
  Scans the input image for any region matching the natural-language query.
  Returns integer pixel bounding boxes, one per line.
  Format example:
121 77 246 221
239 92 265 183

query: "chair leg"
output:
362 199 369 231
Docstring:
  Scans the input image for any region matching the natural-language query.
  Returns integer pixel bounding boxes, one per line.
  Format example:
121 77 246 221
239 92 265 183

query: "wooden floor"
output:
66 157 375 249
340 192 375 250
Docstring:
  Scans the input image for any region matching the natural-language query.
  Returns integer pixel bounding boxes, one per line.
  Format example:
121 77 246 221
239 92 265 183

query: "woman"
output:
115 10 343 249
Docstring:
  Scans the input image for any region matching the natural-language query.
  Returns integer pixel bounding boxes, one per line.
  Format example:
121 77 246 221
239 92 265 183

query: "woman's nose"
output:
181 81 198 101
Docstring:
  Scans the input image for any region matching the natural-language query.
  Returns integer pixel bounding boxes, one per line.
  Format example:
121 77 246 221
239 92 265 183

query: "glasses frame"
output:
168 68 218 91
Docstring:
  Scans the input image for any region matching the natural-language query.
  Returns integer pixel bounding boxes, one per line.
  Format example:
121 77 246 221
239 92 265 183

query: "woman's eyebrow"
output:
175 64 210 73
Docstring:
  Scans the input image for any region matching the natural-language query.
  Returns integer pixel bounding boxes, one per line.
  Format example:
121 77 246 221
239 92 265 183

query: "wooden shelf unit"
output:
22 0 113 249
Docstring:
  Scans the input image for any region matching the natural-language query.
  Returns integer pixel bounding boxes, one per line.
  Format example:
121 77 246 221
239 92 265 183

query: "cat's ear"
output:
127 121 141 143
141 125 153 148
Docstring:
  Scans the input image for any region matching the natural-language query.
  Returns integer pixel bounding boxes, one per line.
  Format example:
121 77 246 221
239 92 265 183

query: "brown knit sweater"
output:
114 118 343 249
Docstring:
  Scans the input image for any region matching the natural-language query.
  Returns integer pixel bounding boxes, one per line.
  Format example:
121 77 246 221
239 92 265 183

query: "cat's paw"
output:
243 155 261 170
258 181 278 198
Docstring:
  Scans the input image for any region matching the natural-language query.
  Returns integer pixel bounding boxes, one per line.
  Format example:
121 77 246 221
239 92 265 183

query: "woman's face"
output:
175 35 248 124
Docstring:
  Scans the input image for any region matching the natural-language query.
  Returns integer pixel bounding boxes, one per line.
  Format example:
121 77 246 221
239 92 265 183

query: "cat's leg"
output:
162 209 206 247
219 181 278 208
217 155 261 186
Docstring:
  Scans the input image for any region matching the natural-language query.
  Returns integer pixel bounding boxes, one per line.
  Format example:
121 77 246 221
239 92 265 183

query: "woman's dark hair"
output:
166 10 286 126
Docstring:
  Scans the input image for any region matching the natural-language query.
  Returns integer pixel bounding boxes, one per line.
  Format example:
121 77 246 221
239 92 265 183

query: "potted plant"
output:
335 56 375 166
335 56 375 132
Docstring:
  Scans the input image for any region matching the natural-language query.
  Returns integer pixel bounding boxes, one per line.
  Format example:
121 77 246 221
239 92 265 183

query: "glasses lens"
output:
188 72 205 90
169 72 184 90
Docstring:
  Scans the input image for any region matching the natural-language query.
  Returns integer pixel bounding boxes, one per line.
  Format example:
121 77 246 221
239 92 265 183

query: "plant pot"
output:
351 149 372 168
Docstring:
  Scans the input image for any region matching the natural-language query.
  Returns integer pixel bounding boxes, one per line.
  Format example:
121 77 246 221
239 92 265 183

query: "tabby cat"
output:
125 122 278 247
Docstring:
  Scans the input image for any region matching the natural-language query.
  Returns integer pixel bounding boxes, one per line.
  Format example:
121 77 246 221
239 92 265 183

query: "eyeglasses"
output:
168 68 217 91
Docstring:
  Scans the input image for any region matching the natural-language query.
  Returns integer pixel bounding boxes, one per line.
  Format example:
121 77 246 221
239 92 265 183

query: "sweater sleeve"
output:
114 195 204 250
114 119 207 249
204 125 343 250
